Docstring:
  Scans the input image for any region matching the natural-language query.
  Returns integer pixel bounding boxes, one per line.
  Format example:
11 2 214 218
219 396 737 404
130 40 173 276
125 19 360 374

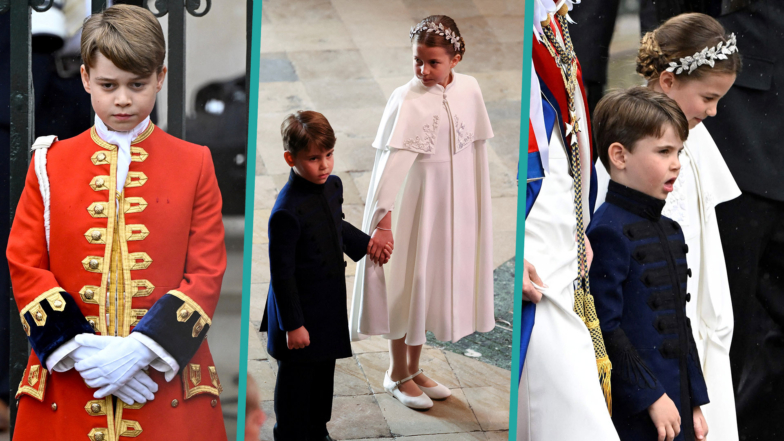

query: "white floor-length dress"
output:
350 73 495 345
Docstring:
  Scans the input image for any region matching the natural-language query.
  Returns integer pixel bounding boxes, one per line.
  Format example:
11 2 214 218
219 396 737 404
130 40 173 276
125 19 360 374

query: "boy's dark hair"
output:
81 4 166 77
281 111 336 157
594 87 689 170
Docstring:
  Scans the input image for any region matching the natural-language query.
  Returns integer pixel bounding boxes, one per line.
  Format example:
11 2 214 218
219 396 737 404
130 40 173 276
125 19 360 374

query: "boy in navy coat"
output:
261 111 391 440
588 88 709 441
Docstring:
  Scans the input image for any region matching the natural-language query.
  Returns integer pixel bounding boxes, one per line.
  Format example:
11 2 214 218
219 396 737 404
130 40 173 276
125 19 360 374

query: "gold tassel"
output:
584 293 612 415
597 356 612 415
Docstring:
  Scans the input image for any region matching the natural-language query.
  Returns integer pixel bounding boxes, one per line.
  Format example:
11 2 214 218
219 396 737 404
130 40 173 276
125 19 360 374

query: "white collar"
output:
94 115 150 193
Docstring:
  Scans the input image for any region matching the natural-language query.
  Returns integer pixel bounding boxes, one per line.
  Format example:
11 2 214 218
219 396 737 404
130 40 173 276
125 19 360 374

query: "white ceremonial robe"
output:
349 73 495 345
594 123 741 440
519 76 619 440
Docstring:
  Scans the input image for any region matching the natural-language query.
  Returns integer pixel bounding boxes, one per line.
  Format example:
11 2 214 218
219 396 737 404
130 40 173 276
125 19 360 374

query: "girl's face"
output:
413 43 461 88
655 71 736 129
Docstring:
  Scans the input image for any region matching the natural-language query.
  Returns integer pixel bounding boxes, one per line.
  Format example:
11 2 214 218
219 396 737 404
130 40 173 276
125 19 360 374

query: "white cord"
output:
31 135 58 252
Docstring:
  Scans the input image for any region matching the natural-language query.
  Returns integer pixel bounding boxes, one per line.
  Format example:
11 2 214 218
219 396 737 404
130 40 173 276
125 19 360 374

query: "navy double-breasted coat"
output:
262 171 370 362
588 181 709 441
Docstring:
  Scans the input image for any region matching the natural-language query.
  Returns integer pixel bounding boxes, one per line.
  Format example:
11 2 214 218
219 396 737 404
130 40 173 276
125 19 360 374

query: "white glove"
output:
74 334 159 401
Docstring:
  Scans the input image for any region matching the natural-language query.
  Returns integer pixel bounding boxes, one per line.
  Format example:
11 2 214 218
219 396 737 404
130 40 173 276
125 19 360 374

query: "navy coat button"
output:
683 243 689 253
341 213 345 219
685 293 691 302
344 261 348 267
339 197 344 204
687 268 692 277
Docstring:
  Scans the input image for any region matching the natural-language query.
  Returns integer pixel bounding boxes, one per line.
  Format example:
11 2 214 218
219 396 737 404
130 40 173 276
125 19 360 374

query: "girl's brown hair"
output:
411 15 466 59
281 111 336 157
81 4 166 77
636 13 740 82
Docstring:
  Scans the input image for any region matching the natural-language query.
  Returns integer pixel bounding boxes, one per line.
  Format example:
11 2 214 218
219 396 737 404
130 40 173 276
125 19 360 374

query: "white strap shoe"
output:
383 369 433 410
417 373 452 400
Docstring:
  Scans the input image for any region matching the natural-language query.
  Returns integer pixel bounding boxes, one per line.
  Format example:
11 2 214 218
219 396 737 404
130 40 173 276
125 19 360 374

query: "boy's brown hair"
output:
281 111 336 157
593 87 689 170
81 4 166 77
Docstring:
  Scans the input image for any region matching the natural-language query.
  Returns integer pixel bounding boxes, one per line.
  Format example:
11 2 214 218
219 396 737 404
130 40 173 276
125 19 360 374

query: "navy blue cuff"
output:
132 292 210 370
22 291 95 367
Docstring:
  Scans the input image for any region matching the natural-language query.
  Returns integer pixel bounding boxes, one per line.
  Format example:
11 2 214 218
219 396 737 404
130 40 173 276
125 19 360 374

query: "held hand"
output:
648 394 681 441
522 259 545 303
67 336 158 405
286 326 310 350
369 229 394 264
74 334 158 401
693 407 709 440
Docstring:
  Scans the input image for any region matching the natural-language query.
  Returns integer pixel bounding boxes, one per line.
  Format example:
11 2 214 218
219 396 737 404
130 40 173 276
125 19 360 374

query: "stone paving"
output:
249 0 524 438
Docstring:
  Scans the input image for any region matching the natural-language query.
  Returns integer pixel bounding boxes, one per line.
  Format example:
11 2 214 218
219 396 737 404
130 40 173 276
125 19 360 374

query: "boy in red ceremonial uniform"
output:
7 5 228 440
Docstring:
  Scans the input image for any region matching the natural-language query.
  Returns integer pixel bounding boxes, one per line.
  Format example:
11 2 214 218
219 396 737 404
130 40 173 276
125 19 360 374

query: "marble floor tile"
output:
482 431 509 441
418 348 461 389
270 173 291 196
335 358 373 396
396 433 487 441
349 171 372 204
248 324 268 362
472 0 525 16
262 0 340 24
248 359 277 402
401 0 482 21
463 387 509 431
453 16 499 47
256 148 268 176
472 71 523 104
253 208 272 245
256 81 314 115
251 243 270 284
333 136 379 173
485 16 526 44
331 0 409 23
343 19 418 50
259 23 287 54
444 352 511 392
260 400 276 441
376 76 417 99
459 42 524 74
253 175 279 210
322 106 387 139
249 282 269 325
278 20 357 52
333 171 364 205
361 47 415 80
342 204 366 228
345 275 355 311
329 395 393 439
351 335 391 354
376 389 481 436
289 49 374 82
356 352 391 394
259 52 299 83
485 145 518 198
304 79 388 110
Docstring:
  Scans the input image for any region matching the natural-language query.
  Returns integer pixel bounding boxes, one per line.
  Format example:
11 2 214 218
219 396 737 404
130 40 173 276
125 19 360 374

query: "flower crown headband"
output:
666 33 738 75
409 21 462 52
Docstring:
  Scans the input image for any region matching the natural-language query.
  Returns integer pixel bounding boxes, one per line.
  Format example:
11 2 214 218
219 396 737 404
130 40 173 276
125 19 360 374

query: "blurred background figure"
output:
245 375 266 441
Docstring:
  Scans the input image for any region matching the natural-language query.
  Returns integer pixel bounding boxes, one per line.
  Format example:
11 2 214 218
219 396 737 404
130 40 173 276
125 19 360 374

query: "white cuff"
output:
47 336 81 372
129 332 180 382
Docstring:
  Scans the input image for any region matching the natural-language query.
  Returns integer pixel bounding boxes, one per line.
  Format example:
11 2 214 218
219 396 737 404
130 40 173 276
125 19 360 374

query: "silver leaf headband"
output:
409 21 462 52
665 33 738 75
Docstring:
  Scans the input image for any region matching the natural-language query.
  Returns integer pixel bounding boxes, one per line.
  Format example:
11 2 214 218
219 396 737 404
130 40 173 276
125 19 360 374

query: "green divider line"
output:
238 0 263 439
509 0 535 439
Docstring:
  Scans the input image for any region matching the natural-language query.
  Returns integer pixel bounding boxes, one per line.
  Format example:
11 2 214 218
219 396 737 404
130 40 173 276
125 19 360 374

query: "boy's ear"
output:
658 71 675 94
283 151 296 167
155 66 167 92
608 142 628 170
80 65 91 94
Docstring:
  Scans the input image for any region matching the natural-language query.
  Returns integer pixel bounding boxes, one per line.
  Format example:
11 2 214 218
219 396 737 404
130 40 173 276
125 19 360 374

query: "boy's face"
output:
413 43 460 88
81 53 166 131
284 144 334 185
610 124 683 200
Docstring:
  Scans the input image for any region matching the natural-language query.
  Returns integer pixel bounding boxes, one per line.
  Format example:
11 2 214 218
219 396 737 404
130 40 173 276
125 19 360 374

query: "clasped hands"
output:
367 213 394 265
70 334 159 405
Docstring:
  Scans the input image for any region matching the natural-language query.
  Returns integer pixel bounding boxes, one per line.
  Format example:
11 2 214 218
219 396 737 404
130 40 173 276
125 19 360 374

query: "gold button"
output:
35 311 43 320
89 259 99 269
54 300 63 308
211 399 217 408
85 290 95 300
88 320 96 329
179 309 189 319
171 399 179 408
94 204 104 214
94 432 105 441
95 178 104 187
91 403 101 413
51 403 57 411
195 325 202 332
91 231 102 241
97 153 106 161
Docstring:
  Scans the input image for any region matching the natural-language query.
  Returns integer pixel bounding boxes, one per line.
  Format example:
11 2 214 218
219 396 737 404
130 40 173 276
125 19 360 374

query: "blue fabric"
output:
133 293 209 370
25 291 95 368
518 302 536 381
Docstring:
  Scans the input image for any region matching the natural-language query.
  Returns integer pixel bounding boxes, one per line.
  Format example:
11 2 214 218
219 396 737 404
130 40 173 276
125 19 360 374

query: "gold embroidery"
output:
131 280 154 297
125 224 149 241
123 197 148 214
182 364 220 399
169 290 212 326
84 228 107 244
87 202 108 218
128 252 152 270
90 127 117 151
177 303 196 322
123 402 144 410
28 365 39 386
89 176 111 191
124 172 148 188
119 420 143 437
30 304 47 327
193 316 208 338
91 151 111 165
79 286 100 304
15 366 47 401
18 287 66 317
21 317 30 336
131 122 154 144
130 147 148 162
85 316 99 333
209 366 223 393
190 364 201 386
88 428 109 441
130 309 147 327
85 400 106 416
45 292 65 312
82 256 104 273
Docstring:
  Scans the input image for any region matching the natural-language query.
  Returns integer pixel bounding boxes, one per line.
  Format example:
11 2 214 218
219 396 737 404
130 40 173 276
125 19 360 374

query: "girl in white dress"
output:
595 13 742 440
349 15 495 410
